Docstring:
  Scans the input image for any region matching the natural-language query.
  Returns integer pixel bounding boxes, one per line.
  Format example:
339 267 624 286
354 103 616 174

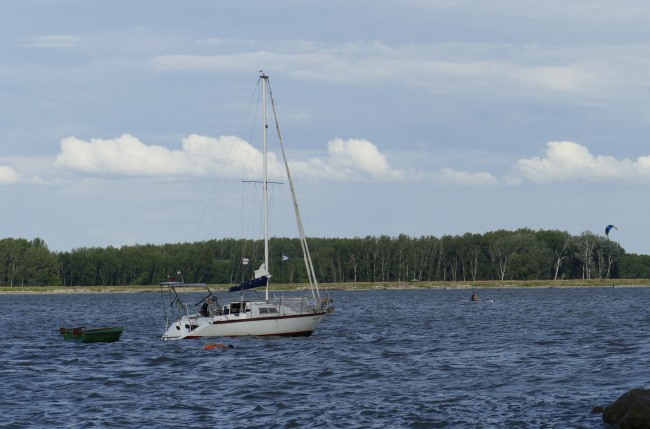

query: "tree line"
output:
2 228 650 287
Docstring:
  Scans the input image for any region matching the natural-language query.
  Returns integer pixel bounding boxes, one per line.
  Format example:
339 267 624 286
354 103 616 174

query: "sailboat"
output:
160 73 334 340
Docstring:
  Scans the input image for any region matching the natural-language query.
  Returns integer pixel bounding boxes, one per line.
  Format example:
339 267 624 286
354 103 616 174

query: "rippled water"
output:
2 287 650 428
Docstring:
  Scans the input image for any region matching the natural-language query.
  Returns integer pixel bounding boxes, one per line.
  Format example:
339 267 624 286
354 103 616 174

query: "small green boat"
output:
59 326 124 343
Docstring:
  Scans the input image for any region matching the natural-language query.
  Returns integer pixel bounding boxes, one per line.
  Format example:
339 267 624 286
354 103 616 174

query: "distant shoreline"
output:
1 279 649 294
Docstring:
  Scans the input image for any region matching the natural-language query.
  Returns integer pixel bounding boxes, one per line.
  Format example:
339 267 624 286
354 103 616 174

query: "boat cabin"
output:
223 301 249 315
222 301 280 317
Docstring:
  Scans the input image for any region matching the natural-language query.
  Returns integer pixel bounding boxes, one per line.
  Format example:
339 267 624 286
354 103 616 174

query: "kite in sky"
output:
605 224 618 237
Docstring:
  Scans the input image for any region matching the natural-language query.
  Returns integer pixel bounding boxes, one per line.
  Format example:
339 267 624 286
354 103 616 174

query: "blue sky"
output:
2 0 650 254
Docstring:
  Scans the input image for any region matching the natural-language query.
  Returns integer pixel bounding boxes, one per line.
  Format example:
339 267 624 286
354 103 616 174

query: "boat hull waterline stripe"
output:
184 331 315 339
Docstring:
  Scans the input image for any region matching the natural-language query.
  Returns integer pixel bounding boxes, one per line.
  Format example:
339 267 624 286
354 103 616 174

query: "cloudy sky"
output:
2 0 650 254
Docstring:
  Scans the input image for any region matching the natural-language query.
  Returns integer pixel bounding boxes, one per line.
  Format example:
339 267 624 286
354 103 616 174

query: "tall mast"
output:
261 73 270 301
267 78 322 301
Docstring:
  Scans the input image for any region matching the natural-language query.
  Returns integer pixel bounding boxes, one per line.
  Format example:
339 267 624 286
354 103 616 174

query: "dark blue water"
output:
2 287 649 428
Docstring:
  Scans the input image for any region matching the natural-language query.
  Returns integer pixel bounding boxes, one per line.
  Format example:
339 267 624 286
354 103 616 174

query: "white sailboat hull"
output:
162 311 328 340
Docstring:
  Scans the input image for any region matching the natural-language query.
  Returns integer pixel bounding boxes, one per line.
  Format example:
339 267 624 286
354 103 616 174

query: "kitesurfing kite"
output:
605 224 618 237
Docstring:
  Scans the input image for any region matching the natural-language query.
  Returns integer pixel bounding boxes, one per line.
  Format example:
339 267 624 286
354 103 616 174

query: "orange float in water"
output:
203 343 233 350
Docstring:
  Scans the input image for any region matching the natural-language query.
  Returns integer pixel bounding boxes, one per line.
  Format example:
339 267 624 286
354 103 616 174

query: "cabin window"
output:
268 308 278 314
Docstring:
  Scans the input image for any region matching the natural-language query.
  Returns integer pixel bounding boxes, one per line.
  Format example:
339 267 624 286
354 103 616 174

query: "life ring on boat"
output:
203 343 234 350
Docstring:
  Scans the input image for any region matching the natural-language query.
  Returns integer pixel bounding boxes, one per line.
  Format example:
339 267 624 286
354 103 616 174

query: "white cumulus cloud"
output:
54 133 270 178
0 166 20 184
287 138 407 181
54 134 405 182
509 141 650 183
325 138 404 180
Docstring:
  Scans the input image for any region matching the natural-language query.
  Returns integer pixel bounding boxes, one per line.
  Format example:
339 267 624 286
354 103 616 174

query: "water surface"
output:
2 287 649 428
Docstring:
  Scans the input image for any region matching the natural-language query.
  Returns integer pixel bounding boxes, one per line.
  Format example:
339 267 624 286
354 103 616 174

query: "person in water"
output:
471 292 479 302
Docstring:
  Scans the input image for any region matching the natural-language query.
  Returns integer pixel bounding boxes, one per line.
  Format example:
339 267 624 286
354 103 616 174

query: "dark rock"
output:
603 388 650 429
